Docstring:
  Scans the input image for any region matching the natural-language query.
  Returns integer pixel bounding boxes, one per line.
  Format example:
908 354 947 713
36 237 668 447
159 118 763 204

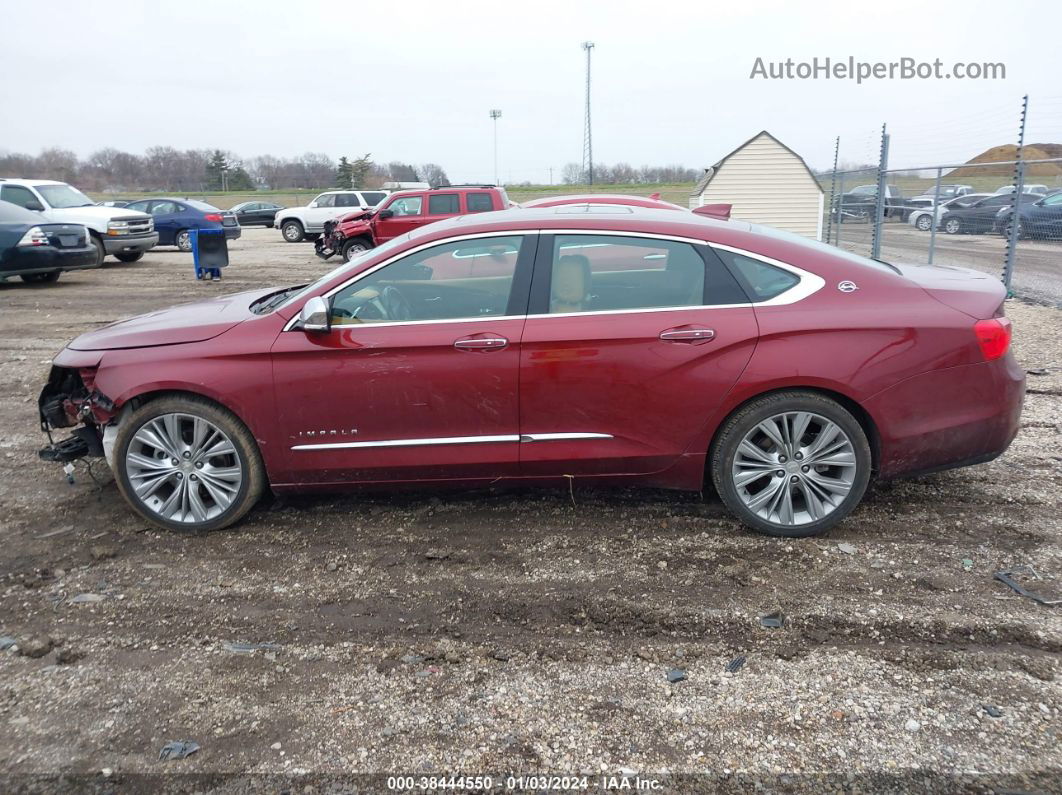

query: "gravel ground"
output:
0 228 1059 793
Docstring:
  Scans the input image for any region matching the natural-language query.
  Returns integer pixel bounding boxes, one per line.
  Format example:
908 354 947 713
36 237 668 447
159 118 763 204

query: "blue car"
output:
125 198 241 252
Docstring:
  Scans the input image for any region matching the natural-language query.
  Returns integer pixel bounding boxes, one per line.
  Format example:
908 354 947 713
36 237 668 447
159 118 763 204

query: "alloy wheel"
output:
124 413 243 524
731 411 857 527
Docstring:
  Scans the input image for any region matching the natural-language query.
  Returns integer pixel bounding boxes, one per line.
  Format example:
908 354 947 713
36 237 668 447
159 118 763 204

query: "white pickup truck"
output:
0 179 158 266
274 190 389 242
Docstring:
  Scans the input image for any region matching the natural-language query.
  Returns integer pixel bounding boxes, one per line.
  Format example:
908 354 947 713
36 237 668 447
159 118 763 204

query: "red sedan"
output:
38 207 1024 537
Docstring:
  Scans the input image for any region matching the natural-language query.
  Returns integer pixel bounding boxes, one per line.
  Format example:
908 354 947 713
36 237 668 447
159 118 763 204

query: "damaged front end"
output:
314 219 341 260
38 365 116 465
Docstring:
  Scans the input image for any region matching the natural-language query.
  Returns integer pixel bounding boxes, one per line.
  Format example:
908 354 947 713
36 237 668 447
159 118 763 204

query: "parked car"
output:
908 193 990 232
994 184 1049 196
230 201 284 227
939 193 1040 234
0 201 97 284
0 179 157 266
993 191 1062 239
124 199 240 252
905 185 974 210
318 186 509 262
37 206 1023 538
275 190 389 243
833 184 908 221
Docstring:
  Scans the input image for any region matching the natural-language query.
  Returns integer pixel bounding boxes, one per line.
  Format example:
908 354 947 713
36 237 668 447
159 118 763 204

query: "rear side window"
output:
713 248 799 301
1 185 39 209
315 194 336 208
466 193 494 213
335 194 361 207
428 194 460 215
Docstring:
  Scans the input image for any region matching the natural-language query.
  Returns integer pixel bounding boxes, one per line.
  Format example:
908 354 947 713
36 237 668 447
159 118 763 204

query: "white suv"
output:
275 190 389 242
0 179 158 266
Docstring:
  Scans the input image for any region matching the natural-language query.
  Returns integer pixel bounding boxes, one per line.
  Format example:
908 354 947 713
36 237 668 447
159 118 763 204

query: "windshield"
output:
35 183 94 208
276 233 414 312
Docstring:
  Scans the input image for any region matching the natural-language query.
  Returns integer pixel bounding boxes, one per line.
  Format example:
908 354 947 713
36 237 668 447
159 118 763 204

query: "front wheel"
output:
89 235 105 267
113 395 266 532
342 237 372 262
915 214 933 232
281 220 304 242
175 230 192 252
943 218 962 234
710 391 872 537
115 251 144 263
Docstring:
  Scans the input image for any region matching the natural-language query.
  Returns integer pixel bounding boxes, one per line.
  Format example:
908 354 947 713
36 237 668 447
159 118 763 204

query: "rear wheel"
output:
710 391 872 537
114 395 266 532
20 271 61 284
281 220 304 242
115 251 144 263
342 237 373 262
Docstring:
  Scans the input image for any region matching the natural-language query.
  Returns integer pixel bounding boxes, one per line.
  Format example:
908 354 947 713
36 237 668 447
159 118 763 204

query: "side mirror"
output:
377 208 394 219
298 296 331 333
26 200 45 211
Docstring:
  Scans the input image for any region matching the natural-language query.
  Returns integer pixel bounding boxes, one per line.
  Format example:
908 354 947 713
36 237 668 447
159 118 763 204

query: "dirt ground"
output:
0 228 1059 792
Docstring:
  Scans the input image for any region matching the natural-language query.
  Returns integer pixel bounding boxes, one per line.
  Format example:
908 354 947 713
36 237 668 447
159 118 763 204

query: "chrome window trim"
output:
291 431 613 451
282 229 824 332
708 242 825 306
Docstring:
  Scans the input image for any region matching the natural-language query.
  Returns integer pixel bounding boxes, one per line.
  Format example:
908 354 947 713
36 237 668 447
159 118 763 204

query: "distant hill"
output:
950 143 1062 177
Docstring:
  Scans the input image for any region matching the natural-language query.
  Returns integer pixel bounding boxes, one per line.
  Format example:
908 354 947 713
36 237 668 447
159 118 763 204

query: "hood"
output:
891 263 1005 319
51 205 151 223
68 288 277 351
336 209 373 225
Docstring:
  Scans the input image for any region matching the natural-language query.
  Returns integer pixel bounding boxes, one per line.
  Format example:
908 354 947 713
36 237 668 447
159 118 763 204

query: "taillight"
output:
204 213 222 222
16 226 48 247
973 317 1012 361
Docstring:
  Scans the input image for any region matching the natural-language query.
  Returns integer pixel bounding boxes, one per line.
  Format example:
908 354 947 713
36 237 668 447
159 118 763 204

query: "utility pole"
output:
581 41 595 185
489 109 502 186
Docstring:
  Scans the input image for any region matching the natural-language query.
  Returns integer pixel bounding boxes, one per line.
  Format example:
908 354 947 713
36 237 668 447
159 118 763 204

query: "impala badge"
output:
838 281 859 293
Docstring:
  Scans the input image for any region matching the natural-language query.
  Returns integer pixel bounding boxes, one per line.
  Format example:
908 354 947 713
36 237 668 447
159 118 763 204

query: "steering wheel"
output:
375 285 412 321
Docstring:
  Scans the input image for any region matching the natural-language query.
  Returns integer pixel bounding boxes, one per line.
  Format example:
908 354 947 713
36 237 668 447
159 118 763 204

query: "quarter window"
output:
428 194 460 215
330 235 524 325
713 249 799 301
544 235 706 314
466 193 494 213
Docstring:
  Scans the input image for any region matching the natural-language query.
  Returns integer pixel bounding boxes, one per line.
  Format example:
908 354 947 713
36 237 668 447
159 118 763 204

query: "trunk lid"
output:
891 262 1006 319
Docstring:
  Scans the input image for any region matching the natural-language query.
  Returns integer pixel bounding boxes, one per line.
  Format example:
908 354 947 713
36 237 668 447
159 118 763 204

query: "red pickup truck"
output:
316 186 511 262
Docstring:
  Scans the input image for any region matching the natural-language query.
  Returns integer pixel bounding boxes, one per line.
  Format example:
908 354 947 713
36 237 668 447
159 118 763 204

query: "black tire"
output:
113 394 266 533
115 251 144 263
281 220 304 242
175 230 192 252
342 237 373 262
915 214 933 232
710 391 872 538
943 218 962 235
89 234 105 267
20 271 61 284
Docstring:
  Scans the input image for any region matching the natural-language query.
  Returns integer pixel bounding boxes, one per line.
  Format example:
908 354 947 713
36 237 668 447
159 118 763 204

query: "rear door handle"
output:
454 335 509 351
659 327 715 343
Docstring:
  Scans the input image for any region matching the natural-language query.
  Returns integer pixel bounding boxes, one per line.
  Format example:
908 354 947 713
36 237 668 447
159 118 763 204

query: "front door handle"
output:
454 335 509 351
659 327 715 343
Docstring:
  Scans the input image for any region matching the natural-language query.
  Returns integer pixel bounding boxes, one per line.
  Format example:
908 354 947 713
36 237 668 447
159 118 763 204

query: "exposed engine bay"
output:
37 366 116 465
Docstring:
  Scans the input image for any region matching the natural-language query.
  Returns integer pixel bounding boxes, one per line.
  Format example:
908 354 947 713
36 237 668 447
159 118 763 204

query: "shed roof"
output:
691 131 823 197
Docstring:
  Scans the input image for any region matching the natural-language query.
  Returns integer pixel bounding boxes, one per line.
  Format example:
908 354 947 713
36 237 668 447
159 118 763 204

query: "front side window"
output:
315 194 336 208
428 193 459 215
545 235 706 315
466 193 494 213
330 235 524 325
388 196 423 216
0 185 40 209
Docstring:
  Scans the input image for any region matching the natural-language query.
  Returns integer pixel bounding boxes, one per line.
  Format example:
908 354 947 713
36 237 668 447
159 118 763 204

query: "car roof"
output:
521 194 684 210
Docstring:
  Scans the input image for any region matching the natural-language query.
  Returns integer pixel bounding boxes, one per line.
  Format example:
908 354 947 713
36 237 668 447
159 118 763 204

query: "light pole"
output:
489 109 502 185
581 41 594 185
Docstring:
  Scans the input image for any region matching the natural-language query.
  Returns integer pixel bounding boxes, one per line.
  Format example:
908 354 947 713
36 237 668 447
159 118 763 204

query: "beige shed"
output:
689 131 824 240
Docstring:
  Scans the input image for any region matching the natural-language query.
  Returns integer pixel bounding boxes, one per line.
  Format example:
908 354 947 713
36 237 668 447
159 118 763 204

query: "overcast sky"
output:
3 0 1061 181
